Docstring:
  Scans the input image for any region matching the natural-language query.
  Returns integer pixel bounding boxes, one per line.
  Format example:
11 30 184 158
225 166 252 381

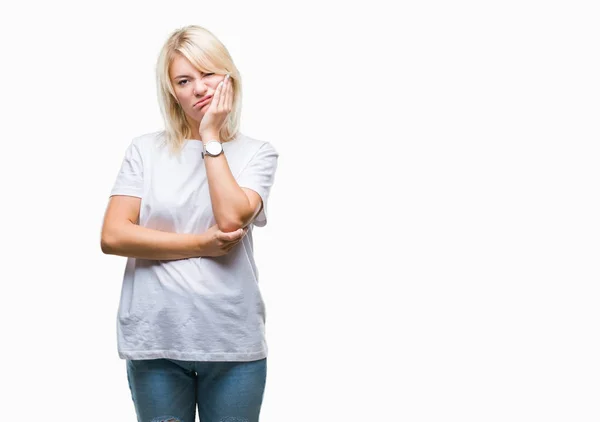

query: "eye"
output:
177 79 188 86
203 73 215 77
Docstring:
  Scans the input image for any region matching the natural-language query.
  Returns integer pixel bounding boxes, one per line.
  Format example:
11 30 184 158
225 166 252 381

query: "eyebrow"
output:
173 71 212 80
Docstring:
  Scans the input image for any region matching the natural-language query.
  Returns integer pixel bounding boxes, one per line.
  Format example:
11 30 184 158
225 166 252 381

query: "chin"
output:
184 113 200 125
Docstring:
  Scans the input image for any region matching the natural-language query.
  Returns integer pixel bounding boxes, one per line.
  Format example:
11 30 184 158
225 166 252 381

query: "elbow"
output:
217 221 245 233
215 216 246 233
215 204 256 232
100 230 118 255
101 221 135 255
100 237 114 255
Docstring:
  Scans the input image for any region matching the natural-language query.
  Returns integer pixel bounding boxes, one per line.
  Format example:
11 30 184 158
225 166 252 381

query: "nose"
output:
193 79 208 97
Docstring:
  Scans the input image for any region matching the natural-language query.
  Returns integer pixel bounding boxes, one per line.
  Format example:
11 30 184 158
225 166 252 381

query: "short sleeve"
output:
110 138 144 198
237 142 279 227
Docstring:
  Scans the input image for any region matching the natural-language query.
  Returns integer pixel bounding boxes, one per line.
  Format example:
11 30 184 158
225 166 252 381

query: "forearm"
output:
101 222 207 260
202 134 252 231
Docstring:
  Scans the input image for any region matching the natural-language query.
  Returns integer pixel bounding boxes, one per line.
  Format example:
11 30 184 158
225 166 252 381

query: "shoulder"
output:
233 132 279 157
126 131 170 161
131 130 165 149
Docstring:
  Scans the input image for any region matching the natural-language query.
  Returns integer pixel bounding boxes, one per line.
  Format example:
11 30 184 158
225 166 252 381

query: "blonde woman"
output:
101 25 278 422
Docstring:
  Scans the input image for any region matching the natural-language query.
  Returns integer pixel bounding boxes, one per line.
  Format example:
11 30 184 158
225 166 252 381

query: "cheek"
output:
175 93 190 108
207 78 221 89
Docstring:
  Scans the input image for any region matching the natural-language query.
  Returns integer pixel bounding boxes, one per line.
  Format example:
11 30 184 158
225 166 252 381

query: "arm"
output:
201 132 262 232
101 195 206 260
100 195 245 260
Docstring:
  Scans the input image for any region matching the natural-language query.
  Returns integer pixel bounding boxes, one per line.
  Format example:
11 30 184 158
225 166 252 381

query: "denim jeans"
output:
126 357 267 422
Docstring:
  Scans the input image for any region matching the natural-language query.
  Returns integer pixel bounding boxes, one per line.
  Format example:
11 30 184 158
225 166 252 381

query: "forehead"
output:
169 54 203 79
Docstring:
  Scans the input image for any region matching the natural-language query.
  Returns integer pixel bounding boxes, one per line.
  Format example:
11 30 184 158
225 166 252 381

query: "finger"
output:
217 229 238 242
227 233 241 242
217 77 226 110
231 230 246 243
213 80 224 111
227 228 245 241
226 80 233 112
220 75 227 109
224 74 231 108
224 74 231 109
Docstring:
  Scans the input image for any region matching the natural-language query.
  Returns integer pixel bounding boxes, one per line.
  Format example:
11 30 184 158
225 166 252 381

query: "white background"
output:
0 0 598 421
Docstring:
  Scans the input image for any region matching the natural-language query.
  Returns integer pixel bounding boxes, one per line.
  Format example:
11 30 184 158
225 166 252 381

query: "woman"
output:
101 25 278 422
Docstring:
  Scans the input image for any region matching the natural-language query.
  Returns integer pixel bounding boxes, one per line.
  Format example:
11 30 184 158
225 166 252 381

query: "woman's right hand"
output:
201 224 248 257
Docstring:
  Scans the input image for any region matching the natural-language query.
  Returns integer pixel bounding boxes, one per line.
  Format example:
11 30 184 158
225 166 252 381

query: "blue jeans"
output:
126 358 267 422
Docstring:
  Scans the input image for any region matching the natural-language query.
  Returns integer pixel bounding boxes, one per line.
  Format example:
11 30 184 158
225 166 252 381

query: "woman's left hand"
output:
199 74 233 140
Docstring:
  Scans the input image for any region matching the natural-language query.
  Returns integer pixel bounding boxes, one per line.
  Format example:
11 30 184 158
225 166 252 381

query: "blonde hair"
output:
156 25 242 154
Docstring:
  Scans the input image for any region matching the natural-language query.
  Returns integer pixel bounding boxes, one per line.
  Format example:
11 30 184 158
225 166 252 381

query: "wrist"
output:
196 233 208 255
200 132 220 143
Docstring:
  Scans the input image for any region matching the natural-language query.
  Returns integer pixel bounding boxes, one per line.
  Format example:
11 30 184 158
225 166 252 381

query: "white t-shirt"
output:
109 131 278 362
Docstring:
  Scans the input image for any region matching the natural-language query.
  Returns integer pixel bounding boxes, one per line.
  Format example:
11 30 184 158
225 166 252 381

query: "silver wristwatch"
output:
202 140 223 158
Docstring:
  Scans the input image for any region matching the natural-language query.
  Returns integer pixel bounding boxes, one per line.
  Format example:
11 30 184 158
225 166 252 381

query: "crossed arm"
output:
101 143 263 260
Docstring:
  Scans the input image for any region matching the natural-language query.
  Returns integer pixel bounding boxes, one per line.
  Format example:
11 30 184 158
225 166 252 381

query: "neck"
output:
185 116 202 141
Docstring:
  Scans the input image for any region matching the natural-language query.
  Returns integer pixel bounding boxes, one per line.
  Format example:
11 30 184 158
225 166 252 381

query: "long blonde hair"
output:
156 25 242 154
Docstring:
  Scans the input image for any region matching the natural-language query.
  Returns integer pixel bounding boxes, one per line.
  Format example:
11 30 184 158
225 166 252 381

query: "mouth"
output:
194 95 212 108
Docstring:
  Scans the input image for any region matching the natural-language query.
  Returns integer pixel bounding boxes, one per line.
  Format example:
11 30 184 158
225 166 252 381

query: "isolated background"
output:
0 0 598 421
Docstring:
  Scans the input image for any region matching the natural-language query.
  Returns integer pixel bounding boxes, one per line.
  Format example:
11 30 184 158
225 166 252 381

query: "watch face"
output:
206 141 222 155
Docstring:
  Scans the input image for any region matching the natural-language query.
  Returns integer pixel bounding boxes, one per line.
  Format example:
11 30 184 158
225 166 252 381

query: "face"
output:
169 53 223 124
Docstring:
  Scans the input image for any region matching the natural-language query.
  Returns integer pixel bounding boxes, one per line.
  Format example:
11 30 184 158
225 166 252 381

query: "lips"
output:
194 95 212 108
